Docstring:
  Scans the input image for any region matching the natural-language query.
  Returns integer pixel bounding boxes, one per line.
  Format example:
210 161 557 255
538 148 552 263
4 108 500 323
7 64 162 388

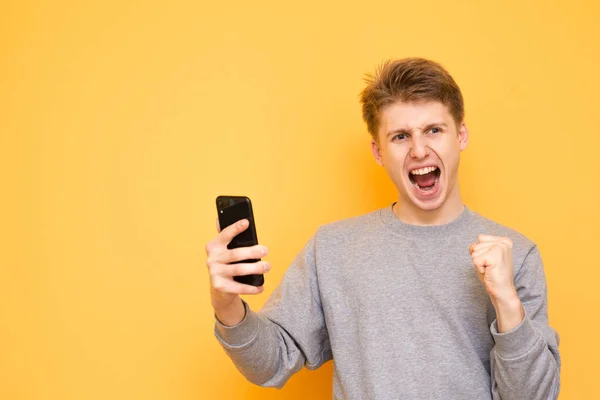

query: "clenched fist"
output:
469 234 524 333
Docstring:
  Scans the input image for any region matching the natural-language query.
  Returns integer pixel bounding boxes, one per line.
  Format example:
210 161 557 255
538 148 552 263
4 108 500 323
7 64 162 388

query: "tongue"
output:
413 171 437 188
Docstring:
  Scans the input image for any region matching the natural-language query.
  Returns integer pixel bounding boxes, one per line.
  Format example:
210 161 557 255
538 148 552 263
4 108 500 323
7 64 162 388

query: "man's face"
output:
371 100 468 213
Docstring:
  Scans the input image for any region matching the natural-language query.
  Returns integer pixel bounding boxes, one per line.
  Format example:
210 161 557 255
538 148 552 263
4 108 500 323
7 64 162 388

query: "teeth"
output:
410 166 438 176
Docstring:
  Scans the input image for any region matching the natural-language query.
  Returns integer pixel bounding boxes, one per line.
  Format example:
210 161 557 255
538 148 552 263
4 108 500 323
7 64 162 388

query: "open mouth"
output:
408 166 441 192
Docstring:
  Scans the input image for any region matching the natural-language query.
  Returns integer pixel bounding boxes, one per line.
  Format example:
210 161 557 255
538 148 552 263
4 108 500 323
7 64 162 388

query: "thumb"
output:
472 256 487 275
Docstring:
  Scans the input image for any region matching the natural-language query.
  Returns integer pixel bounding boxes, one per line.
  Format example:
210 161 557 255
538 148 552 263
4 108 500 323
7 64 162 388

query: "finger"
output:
472 255 488 274
217 219 250 247
221 244 268 264
469 241 495 255
471 247 495 259
213 277 265 295
222 261 271 277
473 261 486 275
472 246 494 266
477 234 505 243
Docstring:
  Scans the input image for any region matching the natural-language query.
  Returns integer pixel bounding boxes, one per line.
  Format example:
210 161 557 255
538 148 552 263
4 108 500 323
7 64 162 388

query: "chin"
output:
411 197 446 212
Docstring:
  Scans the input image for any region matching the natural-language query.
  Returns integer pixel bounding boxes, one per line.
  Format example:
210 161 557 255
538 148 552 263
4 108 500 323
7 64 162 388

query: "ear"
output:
458 122 469 151
371 138 384 166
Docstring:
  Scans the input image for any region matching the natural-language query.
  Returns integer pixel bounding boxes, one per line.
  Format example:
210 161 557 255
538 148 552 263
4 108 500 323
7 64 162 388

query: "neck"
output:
394 185 465 226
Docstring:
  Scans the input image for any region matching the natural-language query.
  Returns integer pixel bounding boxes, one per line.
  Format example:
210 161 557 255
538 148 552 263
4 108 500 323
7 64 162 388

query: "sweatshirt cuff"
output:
490 313 541 359
214 300 260 348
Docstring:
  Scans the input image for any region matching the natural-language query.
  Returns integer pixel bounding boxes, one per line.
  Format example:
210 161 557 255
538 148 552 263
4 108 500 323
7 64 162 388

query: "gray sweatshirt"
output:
214 205 561 399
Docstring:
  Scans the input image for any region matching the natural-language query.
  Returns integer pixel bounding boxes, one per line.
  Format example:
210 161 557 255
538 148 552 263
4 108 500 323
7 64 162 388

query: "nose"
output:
409 136 429 159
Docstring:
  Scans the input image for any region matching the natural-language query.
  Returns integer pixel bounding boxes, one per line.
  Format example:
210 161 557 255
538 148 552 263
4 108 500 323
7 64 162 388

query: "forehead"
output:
378 100 453 134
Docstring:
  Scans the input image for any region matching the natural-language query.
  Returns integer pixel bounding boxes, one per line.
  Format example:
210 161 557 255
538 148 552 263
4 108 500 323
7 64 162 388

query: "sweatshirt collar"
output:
380 202 473 239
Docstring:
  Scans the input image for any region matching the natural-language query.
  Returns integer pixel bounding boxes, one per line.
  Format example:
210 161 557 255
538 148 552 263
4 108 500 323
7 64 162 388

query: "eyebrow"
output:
386 122 448 138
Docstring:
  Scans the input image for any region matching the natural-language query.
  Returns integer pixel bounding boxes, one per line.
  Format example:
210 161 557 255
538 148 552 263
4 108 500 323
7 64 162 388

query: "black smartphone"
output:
216 195 264 287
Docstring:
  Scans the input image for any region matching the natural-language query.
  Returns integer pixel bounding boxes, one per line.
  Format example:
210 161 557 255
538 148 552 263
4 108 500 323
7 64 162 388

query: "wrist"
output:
491 288 520 311
492 291 524 333
212 292 245 327
211 287 237 308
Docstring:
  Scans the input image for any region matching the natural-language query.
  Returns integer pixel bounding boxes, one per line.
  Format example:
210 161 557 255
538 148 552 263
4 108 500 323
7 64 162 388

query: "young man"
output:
205 58 561 399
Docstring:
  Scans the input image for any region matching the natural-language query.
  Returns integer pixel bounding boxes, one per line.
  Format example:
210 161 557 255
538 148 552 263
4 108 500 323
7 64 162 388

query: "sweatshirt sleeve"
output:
214 233 332 388
490 245 561 400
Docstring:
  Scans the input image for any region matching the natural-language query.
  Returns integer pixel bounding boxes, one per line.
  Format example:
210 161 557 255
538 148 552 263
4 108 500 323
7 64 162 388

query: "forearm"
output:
486 245 560 399
214 300 306 388
213 233 330 388
492 293 524 333
491 315 560 400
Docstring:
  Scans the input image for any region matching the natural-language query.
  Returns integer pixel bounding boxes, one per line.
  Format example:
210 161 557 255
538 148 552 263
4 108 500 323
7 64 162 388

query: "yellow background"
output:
1 0 598 399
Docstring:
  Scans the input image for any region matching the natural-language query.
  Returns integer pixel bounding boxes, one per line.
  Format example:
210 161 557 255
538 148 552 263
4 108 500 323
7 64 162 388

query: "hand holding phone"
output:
216 196 265 286
205 196 269 309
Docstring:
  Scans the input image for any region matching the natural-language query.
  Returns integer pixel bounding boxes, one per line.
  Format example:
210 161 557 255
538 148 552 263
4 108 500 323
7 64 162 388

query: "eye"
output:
429 127 442 134
392 133 407 141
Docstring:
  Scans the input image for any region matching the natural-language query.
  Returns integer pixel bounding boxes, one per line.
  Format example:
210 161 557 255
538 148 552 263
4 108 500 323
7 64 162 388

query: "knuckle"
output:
221 250 234 264
212 280 225 291
254 262 264 274
231 221 243 233
218 228 233 243
252 262 262 274
208 264 222 280
222 226 234 238
237 220 246 232
232 264 245 276
255 246 266 258
223 249 242 264
205 241 215 255
205 256 216 269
